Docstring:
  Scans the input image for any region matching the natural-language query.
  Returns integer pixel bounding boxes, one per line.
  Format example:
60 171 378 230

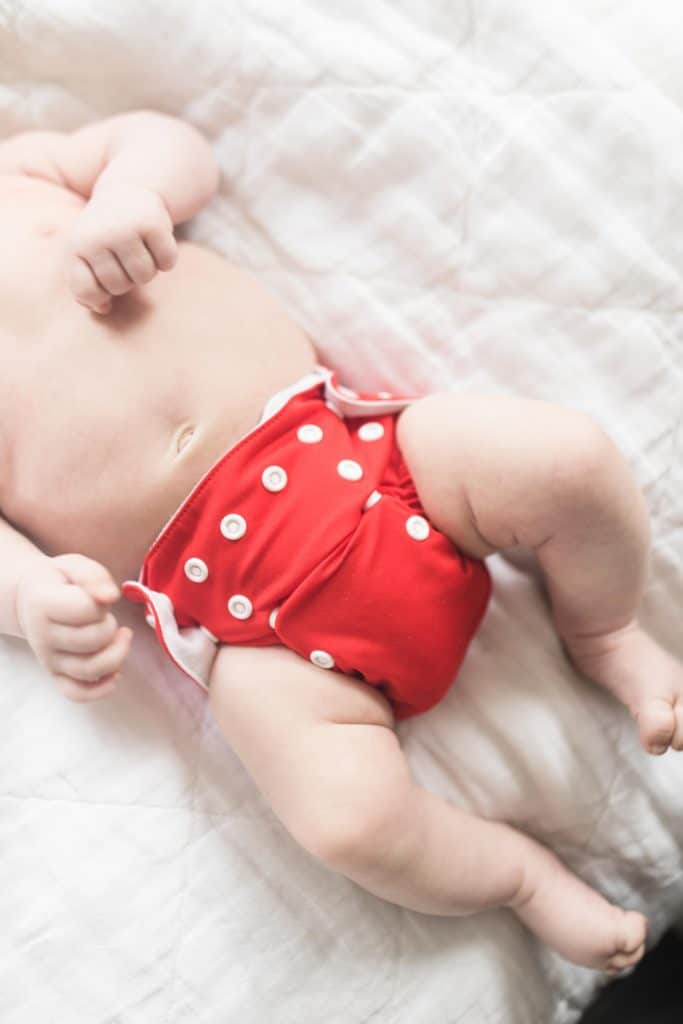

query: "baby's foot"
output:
566 622 683 756
512 846 647 972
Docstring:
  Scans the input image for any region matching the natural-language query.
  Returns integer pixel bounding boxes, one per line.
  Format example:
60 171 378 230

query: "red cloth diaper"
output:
122 367 490 718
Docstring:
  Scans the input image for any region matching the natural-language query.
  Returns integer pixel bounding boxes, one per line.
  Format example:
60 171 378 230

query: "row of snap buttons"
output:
182 518 430 603
176 413 425 640
182 517 430 590
298 420 385 444
286 411 387 675
263 419 384 496
262 457 367 490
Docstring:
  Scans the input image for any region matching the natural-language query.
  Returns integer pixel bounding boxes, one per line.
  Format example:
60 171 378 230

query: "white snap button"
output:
297 424 323 444
228 594 253 620
268 607 279 630
337 459 363 481
220 513 247 540
363 490 382 510
310 649 335 669
184 557 209 582
406 515 430 541
358 421 384 442
261 465 288 492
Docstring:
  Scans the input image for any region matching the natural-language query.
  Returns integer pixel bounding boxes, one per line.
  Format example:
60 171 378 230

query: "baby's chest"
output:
0 177 73 339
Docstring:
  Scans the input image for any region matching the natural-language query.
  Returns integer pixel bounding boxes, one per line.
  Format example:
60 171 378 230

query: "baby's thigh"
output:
396 393 501 558
396 391 593 557
209 645 412 864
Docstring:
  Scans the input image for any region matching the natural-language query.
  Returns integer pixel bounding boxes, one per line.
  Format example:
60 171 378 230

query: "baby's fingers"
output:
51 553 120 607
52 626 133 698
54 675 119 704
67 256 112 315
36 582 106 631
143 224 177 273
86 250 131 298
48 612 119 655
114 236 158 285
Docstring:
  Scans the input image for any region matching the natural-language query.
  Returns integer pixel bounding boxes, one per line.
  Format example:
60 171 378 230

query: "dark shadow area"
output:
580 930 683 1024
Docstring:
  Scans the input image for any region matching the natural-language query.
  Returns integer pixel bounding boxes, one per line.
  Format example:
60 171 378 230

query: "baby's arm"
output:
0 111 218 224
0 515 55 638
0 515 130 702
0 111 220 313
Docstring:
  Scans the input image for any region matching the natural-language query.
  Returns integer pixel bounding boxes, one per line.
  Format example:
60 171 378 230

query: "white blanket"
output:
2 2 683 1021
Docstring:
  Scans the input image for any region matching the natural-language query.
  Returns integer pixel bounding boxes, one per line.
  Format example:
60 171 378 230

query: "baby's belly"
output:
7 405 254 584
0 242 316 582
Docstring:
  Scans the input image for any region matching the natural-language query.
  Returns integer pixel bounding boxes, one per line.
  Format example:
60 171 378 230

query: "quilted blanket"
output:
2 2 683 1021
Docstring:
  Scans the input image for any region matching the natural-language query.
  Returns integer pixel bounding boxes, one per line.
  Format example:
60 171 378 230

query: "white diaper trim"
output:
258 368 328 422
123 581 215 691
321 367 414 418
261 365 414 421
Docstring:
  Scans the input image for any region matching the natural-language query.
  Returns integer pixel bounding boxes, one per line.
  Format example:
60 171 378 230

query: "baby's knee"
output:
543 411 646 531
546 411 620 497
294 776 416 877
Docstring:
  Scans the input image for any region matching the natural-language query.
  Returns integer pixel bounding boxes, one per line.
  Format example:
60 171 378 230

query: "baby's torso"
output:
0 174 315 581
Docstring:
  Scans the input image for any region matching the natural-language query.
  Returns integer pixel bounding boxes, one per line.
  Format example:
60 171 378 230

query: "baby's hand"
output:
16 553 133 702
65 183 178 314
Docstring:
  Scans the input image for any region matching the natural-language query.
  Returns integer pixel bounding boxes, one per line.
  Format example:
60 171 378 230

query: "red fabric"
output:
123 374 491 718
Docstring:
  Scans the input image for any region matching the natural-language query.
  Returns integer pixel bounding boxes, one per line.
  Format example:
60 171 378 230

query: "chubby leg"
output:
397 393 683 757
209 645 646 971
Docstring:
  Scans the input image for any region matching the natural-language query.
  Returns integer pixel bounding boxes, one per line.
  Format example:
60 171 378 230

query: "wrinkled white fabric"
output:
2 2 683 1021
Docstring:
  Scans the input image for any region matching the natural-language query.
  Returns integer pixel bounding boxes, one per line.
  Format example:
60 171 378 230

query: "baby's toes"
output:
637 697 675 755
606 941 646 976
605 911 647 975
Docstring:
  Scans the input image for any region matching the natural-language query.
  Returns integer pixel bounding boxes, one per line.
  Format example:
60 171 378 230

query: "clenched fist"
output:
16 553 133 702
65 182 178 314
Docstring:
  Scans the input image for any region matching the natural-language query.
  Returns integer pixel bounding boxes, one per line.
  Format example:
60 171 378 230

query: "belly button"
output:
175 425 196 453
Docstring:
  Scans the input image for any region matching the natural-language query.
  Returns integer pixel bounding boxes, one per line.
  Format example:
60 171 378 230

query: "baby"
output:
2 110 680 974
